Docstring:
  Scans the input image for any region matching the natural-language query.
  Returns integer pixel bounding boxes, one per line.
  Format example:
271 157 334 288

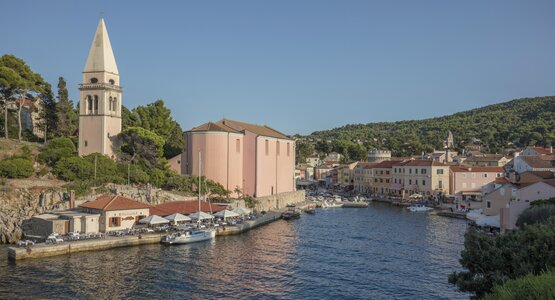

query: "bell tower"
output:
78 18 122 157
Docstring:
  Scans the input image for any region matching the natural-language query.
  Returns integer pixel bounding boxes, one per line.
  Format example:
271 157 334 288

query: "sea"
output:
0 202 470 299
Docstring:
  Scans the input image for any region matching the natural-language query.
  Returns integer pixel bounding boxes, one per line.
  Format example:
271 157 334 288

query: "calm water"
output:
0 203 470 299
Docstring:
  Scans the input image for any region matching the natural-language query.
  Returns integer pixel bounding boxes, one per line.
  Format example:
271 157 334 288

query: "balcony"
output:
79 82 122 92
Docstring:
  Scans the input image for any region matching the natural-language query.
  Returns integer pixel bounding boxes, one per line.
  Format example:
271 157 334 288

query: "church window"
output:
236 139 240 153
265 140 269 155
109 97 113 111
94 96 99 113
113 97 117 111
90 78 98 83
109 79 115 85
276 141 280 156
87 96 93 113
287 143 290 156
84 140 88 147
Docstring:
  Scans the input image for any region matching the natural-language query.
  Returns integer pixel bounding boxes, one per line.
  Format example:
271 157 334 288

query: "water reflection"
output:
0 204 469 299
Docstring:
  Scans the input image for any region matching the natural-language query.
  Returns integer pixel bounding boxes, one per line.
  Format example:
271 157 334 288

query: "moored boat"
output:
407 204 433 212
162 230 216 245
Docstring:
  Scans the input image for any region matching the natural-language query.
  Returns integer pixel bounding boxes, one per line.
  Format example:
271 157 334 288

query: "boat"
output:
162 230 216 245
162 151 215 245
407 204 433 212
282 208 301 220
305 208 316 214
326 201 343 208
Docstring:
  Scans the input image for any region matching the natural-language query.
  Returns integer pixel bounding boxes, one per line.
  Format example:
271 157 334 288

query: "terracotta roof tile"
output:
79 195 151 211
450 166 505 173
220 119 291 140
520 155 555 169
190 121 241 133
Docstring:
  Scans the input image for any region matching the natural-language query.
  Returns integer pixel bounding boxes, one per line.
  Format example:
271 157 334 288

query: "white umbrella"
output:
232 207 251 216
214 210 240 219
189 211 214 220
164 213 191 223
139 215 170 225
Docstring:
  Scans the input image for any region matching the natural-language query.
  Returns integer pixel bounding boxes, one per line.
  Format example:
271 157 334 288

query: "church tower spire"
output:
78 18 122 158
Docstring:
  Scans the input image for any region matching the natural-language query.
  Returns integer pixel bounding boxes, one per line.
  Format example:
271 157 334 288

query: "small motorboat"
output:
326 201 343 208
407 204 433 212
162 229 216 245
282 208 301 220
305 208 316 214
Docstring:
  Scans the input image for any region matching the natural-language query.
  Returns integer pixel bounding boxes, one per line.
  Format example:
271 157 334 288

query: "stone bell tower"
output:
78 18 122 158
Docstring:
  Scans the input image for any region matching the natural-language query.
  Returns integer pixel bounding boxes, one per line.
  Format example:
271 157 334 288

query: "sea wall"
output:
254 190 306 212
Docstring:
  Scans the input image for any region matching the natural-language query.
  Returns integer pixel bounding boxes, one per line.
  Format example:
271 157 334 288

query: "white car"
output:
46 235 64 244
68 232 80 240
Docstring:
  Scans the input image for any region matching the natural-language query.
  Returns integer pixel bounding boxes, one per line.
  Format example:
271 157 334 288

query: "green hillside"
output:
299 96 555 160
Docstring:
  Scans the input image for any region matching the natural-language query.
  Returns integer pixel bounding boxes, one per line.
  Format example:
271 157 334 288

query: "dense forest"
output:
296 97 555 163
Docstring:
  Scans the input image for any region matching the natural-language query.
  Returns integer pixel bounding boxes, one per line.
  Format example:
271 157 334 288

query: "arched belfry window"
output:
87 96 93 114
90 78 98 83
109 79 115 85
94 95 99 114
109 96 113 111
113 97 117 112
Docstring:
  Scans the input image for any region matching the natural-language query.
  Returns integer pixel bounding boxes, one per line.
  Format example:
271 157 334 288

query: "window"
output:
409 179 412 185
437 169 444 175
439 180 443 189
109 96 113 111
415 169 419 174
94 95 99 113
90 77 98 83
380 179 383 183
236 139 240 153
471 183 476 189
265 140 269 155
409 168 412 174
287 143 290 156
109 217 121 227
374 179 378 183
422 180 426 186
113 98 117 111
386 179 389 183
486 201 491 209
415 180 418 185
421 169 426 174
462 173 467 179
276 141 280 156
484 173 488 178
462 182 467 189
87 96 93 113
135 215 145 225
84 140 88 147
109 79 115 85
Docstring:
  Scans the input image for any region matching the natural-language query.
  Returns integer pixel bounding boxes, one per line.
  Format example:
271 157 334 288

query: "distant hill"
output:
303 96 555 157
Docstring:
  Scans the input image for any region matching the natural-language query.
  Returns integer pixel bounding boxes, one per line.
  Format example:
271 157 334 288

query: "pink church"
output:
183 119 296 198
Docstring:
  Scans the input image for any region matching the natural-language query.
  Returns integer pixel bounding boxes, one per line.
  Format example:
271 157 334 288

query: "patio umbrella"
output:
214 210 240 219
139 215 170 225
164 213 191 223
232 207 251 216
189 211 214 220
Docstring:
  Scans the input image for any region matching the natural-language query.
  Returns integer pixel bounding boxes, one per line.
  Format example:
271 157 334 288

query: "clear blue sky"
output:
2 1 554 135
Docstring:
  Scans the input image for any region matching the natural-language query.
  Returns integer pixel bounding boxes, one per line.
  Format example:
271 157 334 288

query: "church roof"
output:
220 119 291 140
84 18 119 75
190 122 241 133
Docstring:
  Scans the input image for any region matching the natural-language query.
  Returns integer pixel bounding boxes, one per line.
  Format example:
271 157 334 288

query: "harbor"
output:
0 202 470 299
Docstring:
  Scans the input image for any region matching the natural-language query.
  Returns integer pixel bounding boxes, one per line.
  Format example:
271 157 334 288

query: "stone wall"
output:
226 190 305 212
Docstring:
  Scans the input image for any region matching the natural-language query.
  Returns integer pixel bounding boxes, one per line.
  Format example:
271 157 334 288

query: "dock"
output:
8 233 164 261
341 202 369 208
435 210 468 219
216 211 282 236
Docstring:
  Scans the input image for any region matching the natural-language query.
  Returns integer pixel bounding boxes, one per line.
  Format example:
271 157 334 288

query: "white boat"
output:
162 151 215 245
326 201 343 208
407 204 433 212
162 230 216 245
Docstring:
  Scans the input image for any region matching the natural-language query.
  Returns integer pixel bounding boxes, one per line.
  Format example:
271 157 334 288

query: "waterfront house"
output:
449 166 505 209
512 154 555 173
353 162 376 193
520 146 554 156
80 195 151 232
336 162 358 189
306 155 320 167
370 160 405 196
184 119 295 198
391 160 450 200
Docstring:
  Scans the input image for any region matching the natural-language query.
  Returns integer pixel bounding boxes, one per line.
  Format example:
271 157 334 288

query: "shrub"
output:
84 154 125 184
0 158 34 178
38 137 76 166
484 271 555 300
516 205 555 227
54 156 93 181
63 181 93 197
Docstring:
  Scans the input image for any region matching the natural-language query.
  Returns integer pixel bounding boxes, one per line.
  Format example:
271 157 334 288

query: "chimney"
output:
69 190 75 209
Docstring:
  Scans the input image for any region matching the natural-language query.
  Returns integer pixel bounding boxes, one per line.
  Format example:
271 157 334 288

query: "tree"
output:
0 55 51 141
53 77 78 137
0 65 23 139
295 141 314 164
118 127 165 168
123 100 185 158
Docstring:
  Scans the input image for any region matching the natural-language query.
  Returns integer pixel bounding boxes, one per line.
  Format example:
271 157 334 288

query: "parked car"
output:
68 232 80 240
46 234 64 244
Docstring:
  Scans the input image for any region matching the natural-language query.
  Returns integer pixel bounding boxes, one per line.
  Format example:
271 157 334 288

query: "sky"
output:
1 1 555 135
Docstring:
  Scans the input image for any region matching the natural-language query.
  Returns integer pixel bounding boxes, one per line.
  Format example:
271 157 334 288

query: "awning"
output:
214 210 240 219
140 215 170 225
232 207 252 216
188 211 214 220
164 213 191 223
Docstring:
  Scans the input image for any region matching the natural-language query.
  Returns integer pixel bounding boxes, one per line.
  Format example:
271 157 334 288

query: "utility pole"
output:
94 155 97 181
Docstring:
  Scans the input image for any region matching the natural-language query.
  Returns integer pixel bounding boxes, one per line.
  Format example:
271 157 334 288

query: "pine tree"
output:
54 77 78 137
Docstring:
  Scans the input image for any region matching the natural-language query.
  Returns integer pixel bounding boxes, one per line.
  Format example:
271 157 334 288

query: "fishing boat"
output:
282 208 301 220
326 201 343 208
162 151 216 245
407 204 433 212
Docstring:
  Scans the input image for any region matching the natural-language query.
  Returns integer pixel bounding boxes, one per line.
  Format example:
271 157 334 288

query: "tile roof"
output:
396 159 447 167
220 119 291 140
519 155 555 169
450 166 505 173
373 160 407 169
530 146 554 155
465 154 506 162
80 195 151 211
190 121 241 133
150 200 226 216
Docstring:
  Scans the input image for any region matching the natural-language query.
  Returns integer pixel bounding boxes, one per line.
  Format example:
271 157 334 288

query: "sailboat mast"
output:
198 151 201 226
